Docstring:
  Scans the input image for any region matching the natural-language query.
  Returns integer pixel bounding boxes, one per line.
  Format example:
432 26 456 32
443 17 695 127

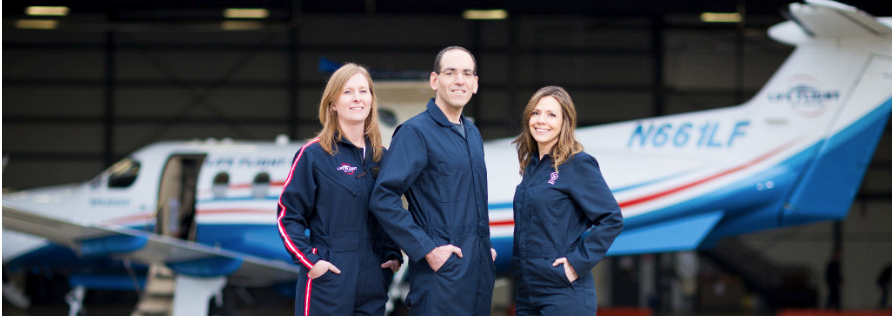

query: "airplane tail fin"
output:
745 0 891 226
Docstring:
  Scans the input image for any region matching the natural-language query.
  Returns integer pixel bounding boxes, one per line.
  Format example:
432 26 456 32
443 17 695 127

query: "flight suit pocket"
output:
404 263 432 313
309 248 336 283
312 269 336 283
529 187 564 224
317 171 358 198
524 258 572 288
552 262 573 286
580 288 597 311
431 254 475 314
436 163 469 203
435 253 460 274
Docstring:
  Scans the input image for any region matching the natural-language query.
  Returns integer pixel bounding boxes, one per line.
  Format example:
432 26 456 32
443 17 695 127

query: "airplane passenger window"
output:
107 158 140 188
212 172 229 199
379 108 398 127
252 173 270 199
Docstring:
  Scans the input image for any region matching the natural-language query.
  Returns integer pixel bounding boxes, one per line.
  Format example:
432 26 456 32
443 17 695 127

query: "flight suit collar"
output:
336 135 372 162
530 151 555 167
426 98 467 127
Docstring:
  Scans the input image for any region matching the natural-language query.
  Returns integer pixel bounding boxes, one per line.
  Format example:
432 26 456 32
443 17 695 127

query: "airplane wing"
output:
2 206 300 287
607 211 724 256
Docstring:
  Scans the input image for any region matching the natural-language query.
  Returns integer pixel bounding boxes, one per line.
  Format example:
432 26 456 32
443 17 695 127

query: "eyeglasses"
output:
437 68 476 79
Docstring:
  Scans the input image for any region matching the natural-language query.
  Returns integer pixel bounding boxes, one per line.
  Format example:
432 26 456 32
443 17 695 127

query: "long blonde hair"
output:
511 86 583 175
316 63 383 162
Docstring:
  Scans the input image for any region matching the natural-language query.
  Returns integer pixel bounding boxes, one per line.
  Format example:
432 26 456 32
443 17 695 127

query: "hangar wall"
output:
4 14 794 190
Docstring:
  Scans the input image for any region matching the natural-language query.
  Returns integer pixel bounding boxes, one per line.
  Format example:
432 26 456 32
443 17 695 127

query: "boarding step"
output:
144 277 176 296
132 297 174 316
131 264 177 316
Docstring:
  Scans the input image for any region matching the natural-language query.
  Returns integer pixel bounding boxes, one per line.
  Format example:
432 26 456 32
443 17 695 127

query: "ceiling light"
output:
26 6 69 16
463 9 508 20
221 21 263 30
16 19 58 29
700 12 742 23
224 8 269 19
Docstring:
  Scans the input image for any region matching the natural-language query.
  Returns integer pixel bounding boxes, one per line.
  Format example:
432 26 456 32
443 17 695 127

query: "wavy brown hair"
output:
316 63 383 162
511 86 583 175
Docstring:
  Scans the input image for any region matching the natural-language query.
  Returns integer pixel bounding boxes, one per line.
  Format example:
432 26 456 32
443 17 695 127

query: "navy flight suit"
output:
370 99 496 316
512 152 624 316
277 137 401 316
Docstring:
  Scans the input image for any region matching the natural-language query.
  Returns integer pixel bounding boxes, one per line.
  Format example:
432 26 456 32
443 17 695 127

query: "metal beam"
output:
104 31 116 168
651 13 665 117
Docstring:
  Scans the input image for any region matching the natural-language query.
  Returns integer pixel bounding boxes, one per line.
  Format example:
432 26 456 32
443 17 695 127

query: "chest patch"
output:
337 163 358 175
548 171 559 185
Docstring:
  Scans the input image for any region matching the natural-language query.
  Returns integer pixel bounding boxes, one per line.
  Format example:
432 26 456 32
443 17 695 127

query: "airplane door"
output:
156 154 205 241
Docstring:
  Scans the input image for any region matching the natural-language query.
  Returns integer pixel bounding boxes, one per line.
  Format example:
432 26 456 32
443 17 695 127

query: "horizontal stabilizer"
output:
2 206 301 286
789 0 891 39
607 211 723 256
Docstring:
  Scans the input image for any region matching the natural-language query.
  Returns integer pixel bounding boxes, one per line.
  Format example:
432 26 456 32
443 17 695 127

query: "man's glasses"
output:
437 68 476 79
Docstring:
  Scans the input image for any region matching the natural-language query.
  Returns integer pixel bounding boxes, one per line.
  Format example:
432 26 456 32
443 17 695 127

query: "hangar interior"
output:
2 0 891 314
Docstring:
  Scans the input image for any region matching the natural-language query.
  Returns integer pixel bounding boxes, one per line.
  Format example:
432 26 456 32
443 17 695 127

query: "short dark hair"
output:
433 46 477 74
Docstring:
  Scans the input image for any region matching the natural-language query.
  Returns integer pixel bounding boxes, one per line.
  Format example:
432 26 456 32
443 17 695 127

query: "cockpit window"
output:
107 158 140 188
212 172 229 199
252 173 270 199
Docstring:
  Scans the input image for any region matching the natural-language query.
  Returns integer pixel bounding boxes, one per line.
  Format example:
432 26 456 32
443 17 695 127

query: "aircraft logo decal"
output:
767 75 839 117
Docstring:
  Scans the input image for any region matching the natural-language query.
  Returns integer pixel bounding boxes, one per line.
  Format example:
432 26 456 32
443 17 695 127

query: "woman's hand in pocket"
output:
309 260 341 279
552 257 578 283
381 258 402 273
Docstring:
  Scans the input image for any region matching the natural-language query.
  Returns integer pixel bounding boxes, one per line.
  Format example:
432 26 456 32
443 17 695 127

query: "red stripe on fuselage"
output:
618 138 802 209
228 181 287 190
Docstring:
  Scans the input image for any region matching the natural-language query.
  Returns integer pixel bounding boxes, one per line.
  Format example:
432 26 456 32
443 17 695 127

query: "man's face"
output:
430 49 478 110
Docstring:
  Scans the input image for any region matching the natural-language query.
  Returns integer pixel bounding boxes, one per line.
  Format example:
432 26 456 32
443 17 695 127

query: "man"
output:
370 46 496 315
877 264 891 309
825 249 843 310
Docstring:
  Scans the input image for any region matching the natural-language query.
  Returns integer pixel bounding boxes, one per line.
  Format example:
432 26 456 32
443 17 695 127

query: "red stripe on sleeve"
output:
276 138 320 270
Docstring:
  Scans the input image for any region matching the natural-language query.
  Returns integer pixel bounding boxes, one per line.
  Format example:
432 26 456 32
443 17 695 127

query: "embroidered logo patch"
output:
337 163 358 175
548 171 559 185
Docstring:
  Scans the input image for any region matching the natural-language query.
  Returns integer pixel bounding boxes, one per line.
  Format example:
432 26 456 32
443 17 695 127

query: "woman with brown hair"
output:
510 86 624 315
277 63 401 316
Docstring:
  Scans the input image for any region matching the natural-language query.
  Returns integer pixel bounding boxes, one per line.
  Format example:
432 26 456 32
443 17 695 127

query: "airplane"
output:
2 0 890 315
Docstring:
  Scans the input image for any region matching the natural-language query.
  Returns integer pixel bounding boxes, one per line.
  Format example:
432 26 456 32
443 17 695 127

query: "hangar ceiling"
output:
2 0 891 24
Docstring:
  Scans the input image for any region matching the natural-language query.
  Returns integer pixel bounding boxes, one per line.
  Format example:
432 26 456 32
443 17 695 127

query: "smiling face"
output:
430 49 478 110
332 72 373 127
529 96 563 154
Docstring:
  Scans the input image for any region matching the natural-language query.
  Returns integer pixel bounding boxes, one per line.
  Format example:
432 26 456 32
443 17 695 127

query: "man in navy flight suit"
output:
370 46 496 315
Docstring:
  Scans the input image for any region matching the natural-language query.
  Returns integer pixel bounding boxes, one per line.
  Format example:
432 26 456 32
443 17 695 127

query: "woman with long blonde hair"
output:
277 63 401 316
510 86 624 315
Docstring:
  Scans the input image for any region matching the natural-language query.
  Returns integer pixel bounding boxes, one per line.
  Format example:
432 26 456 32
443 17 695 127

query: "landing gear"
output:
65 285 86 316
